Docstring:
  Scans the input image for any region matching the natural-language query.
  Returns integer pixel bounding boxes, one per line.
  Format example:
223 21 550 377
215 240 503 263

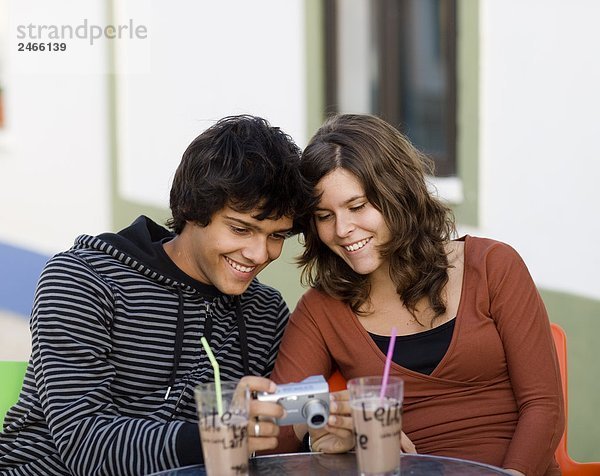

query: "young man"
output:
0 115 309 475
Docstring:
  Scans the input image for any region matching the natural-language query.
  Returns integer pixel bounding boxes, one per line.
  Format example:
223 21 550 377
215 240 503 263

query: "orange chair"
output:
327 324 600 474
327 370 347 392
550 323 600 475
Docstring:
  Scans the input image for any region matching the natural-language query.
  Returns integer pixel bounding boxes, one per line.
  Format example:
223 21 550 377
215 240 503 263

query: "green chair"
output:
0 361 28 427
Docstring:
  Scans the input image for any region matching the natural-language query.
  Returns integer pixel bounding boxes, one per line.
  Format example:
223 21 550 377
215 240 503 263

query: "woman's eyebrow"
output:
315 195 366 211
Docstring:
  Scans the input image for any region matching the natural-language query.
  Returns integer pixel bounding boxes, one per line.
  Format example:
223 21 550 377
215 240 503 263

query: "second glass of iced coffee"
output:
348 376 404 476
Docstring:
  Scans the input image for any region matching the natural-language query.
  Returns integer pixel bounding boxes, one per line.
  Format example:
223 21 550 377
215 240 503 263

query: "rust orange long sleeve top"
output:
271 236 564 476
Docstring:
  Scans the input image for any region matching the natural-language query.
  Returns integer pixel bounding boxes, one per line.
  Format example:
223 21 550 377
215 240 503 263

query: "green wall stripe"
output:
453 0 479 226
541 289 600 462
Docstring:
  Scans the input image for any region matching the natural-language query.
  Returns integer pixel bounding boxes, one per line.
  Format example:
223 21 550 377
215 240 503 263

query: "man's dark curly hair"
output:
166 115 309 234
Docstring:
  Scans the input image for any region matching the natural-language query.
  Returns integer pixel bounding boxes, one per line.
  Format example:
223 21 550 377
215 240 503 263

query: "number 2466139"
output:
18 42 67 52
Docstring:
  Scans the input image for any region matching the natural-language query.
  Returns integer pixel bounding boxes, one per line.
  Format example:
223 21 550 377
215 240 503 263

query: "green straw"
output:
201 336 223 416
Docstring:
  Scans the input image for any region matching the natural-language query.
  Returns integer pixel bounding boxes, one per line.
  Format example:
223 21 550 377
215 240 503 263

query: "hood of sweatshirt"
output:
78 215 250 400
96 215 222 297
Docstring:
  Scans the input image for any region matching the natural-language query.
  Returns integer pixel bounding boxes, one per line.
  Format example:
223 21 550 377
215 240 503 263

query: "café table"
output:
148 452 512 475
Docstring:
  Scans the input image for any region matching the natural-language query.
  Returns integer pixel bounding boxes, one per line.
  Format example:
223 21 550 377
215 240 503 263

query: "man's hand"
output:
239 376 284 454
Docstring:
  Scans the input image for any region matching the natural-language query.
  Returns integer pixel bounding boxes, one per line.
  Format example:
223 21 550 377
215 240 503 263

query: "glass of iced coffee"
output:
348 376 404 476
194 381 250 476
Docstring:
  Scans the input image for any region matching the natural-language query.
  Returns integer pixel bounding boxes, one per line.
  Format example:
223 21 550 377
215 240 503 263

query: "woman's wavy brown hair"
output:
299 114 456 323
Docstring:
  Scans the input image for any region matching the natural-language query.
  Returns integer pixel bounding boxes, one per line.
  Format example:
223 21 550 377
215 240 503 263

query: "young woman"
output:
271 114 563 476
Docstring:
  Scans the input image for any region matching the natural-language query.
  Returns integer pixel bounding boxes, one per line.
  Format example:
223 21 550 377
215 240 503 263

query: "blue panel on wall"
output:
0 242 50 319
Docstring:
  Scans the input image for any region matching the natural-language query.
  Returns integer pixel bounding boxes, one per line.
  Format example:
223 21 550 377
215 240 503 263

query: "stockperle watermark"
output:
16 18 148 50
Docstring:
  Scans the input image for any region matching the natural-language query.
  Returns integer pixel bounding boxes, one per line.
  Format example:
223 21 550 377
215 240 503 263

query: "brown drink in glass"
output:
348 376 404 476
195 381 250 476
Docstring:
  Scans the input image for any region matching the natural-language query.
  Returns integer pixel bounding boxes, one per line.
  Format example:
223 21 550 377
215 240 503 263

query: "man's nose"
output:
241 237 270 264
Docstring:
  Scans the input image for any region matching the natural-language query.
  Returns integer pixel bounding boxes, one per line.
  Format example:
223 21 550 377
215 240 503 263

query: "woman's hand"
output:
309 390 354 453
308 390 417 455
401 431 417 453
239 376 285 454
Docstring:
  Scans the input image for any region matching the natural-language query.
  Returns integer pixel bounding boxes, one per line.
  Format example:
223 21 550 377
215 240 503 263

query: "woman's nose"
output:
335 214 354 238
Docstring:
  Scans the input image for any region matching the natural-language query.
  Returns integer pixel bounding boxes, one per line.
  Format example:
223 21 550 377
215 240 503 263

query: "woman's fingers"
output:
310 429 355 454
327 413 353 431
328 390 353 432
322 424 353 440
329 390 350 412
401 431 417 454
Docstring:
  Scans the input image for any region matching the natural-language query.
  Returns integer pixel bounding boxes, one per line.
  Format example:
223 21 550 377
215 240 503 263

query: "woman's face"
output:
313 168 391 277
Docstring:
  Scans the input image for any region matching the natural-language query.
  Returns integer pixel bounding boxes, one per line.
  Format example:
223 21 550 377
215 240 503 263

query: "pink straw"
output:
380 326 398 400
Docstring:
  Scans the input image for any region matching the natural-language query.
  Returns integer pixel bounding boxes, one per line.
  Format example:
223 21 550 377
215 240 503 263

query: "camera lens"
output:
310 414 325 426
303 399 328 429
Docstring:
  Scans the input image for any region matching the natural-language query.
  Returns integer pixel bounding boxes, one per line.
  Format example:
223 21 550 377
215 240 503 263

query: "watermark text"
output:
16 18 148 46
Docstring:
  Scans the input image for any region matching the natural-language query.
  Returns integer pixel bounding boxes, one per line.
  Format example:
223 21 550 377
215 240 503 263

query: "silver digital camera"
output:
257 375 330 429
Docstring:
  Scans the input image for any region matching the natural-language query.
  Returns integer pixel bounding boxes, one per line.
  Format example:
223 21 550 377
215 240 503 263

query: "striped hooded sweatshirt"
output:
0 216 290 475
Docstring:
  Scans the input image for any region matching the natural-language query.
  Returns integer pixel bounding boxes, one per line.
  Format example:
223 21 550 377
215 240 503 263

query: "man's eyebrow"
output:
223 215 293 234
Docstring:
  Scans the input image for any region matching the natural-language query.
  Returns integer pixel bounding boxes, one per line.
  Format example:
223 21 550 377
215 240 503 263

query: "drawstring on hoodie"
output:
234 296 250 375
164 289 250 401
203 301 213 345
164 287 187 400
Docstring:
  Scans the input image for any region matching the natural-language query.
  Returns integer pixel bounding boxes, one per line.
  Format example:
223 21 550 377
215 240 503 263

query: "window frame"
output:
323 0 458 177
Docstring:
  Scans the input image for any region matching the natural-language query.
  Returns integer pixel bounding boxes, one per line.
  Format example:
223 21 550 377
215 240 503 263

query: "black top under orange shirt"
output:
369 318 456 375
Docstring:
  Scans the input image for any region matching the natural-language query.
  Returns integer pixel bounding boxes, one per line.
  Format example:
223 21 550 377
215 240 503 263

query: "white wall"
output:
116 0 306 209
0 0 111 254
476 0 600 300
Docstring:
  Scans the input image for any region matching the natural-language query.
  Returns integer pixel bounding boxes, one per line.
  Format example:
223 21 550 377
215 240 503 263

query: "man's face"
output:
174 205 293 295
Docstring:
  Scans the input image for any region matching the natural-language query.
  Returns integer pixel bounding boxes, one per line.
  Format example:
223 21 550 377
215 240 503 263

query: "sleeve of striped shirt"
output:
30 254 185 475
